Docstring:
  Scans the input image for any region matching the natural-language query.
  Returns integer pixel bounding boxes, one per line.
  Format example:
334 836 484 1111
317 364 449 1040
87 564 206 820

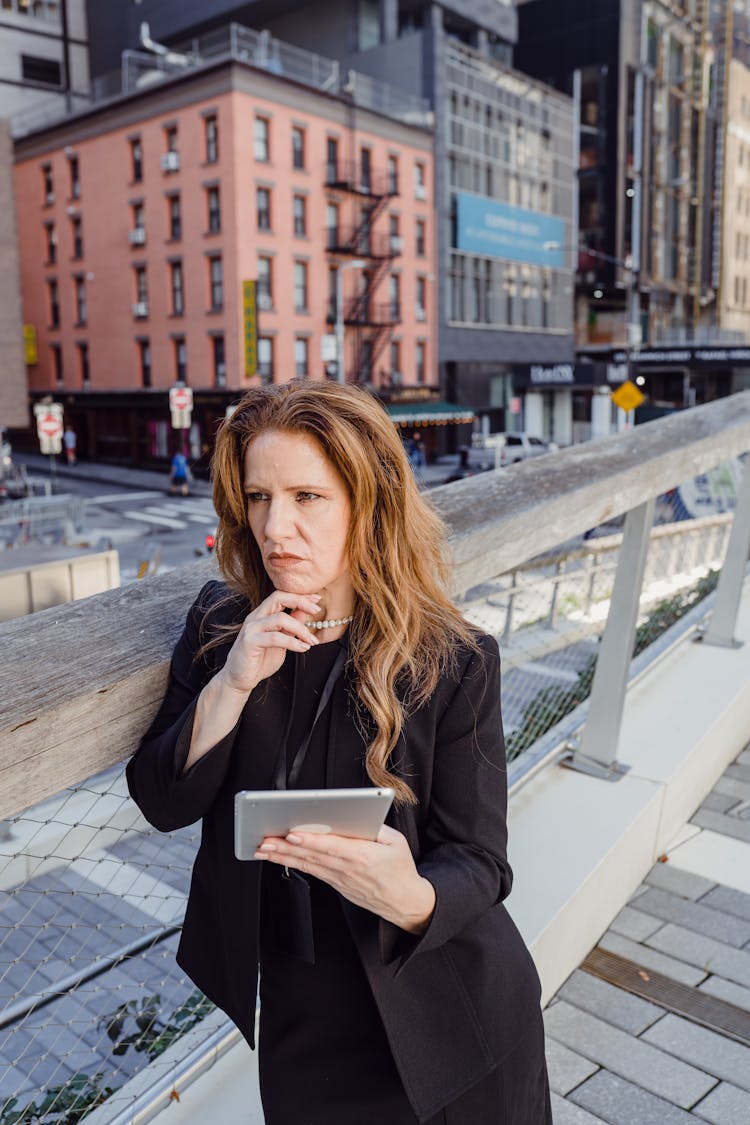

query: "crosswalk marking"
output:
143 505 214 526
122 510 186 530
90 491 162 504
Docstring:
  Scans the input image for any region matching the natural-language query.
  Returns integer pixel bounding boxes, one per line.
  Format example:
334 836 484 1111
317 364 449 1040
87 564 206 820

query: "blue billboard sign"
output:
455 193 566 268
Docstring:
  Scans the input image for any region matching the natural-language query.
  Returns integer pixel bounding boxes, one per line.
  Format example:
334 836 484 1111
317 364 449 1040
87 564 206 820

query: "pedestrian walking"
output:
63 427 77 466
169 450 190 496
127 381 551 1125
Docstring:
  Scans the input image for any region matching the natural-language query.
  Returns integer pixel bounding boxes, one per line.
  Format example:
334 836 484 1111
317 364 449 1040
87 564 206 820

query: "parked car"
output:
473 432 558 467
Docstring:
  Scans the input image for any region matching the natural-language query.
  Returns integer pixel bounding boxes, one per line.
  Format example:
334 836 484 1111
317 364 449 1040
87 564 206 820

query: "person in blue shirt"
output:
169 451 190 496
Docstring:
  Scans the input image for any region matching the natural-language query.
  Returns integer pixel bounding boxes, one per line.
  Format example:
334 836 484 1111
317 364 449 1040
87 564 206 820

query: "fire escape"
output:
325 157 401 384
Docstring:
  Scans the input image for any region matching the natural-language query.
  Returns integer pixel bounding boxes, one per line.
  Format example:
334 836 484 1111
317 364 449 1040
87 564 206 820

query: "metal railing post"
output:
699 458 750 647
503 571 517 645
567 497 655 779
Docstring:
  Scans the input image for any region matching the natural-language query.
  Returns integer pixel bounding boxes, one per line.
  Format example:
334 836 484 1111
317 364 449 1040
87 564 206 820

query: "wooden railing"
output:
3 392 750 819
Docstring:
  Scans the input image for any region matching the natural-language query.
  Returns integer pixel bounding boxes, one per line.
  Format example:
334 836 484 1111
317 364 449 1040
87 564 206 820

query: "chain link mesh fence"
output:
0 465 741 1120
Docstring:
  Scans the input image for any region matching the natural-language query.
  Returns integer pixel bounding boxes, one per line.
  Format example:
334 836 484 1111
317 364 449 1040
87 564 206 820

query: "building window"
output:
42 163 53 205
68 155 80 199
209 256 223 311
294 261 308 312
205 115 218 163
254 116 270 162
390 339 401 382
292 126 305 170
51 343 63 387
48 279 59 327
207 186 221 233
416 276 426 320
74 276 86 325
165 126 178 153
416 341 426 384
293 194 306 236
170 261 184 315
132 202 144 235
389 274 400 319
326 202 339 248
168 194 181 240
22 54 61 86
360 146 372 192
328 266 338 322
71 216 83 259
294 337 309 376
415 161 426 199
387 154 399 194
360 205 372 254
130 138 143 182
44 222 56 264
257 186 271 231
138 338 151 388
258 336 274 383
361 339 373 382
212 334 226 387
416 219 426 257
174 337 187 382
326 136 339 182
78 341 90 385
135 265 148 305
257 256 273 305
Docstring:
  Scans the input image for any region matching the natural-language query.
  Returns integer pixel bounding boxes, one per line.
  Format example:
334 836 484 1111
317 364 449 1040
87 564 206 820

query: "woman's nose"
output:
263 498 294 541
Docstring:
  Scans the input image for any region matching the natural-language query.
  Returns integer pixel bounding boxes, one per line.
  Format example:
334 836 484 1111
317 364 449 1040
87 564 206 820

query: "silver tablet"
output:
234 787 395 861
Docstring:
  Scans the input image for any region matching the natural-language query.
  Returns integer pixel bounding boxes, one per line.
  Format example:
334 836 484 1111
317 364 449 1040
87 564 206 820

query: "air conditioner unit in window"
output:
132 301 149 318
416 307 427 321
161 151 180 172
415 185 427 201
46 192 55 205
389 236 404 253
129 228 146 246
257 293 273 310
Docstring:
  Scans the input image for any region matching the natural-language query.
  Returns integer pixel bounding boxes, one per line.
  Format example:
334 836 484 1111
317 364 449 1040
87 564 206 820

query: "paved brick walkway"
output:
546 747 750 1124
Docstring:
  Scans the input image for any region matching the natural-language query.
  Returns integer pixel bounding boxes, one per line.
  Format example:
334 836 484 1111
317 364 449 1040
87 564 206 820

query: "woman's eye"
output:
245 492 267 503
296 491 319 502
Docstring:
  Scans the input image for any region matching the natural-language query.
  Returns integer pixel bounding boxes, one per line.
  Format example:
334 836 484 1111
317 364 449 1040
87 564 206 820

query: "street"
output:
44 475 218 581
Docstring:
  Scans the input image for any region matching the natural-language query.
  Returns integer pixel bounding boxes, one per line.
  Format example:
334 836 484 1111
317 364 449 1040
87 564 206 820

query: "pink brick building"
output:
12 33 438 467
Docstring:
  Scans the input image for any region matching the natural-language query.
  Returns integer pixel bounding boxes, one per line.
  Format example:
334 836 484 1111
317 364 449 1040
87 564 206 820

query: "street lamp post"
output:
335 258 367 383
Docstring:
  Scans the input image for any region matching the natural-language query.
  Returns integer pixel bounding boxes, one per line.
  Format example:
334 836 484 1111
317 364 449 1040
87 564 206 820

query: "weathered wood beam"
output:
2 392 750 820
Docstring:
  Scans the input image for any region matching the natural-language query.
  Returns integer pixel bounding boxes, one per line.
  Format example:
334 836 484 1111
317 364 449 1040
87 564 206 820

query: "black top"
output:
260 640 359 960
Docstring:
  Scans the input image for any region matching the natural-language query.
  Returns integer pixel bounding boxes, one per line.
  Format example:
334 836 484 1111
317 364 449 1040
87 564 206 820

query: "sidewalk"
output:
547 743 750 1124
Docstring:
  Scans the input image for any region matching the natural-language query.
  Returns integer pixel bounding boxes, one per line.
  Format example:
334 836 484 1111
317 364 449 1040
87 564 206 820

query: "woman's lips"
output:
267 554 305 568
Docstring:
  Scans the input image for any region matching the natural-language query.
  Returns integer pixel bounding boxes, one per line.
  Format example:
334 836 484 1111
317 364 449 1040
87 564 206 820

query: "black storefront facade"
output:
15 384 475 473
506 360 628 445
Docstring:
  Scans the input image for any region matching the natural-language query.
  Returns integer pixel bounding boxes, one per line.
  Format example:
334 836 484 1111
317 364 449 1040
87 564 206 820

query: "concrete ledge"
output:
507 582 750 1005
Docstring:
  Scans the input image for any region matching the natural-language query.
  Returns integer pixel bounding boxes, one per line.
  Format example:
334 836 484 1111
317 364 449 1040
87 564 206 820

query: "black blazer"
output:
126 581 542 1122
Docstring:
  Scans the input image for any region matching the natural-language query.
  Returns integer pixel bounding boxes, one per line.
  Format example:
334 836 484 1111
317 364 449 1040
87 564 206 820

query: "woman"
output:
127 381 551 1124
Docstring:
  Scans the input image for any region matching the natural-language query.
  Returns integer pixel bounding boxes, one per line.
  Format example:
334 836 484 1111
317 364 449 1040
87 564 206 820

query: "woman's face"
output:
243 430 354 610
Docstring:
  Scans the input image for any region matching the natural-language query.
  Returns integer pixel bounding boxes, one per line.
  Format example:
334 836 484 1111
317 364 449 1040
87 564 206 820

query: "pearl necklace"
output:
305 615 354 631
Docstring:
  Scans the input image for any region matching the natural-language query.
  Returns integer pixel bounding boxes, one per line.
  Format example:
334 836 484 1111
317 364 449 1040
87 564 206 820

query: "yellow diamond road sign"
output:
611 379 645 413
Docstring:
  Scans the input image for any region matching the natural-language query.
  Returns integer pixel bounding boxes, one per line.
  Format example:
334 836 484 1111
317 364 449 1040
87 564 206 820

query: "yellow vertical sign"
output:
243 280 258 378
23 325 38 365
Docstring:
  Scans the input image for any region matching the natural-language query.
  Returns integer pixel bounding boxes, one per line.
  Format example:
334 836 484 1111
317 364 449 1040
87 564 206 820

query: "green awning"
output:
386 401 476 426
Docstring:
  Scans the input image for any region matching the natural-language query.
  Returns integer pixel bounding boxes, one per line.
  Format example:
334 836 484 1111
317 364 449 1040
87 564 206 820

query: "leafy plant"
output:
0 1073 117 1124
100 990 214 1060
0 990 214 1124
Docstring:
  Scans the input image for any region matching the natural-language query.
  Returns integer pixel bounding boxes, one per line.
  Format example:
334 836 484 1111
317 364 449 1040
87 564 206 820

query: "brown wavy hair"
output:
206 379 478 805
